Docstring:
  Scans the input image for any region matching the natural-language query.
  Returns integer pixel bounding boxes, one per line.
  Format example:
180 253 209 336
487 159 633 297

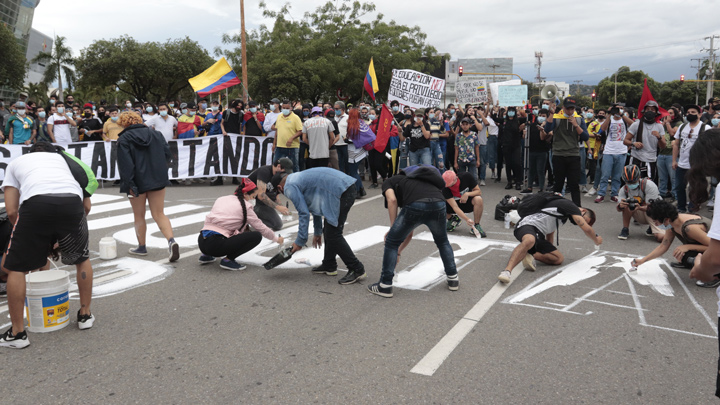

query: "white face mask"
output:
245 198 256 207
658 222 672 231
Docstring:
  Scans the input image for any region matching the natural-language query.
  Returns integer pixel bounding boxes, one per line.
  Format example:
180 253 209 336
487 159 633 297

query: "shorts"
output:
632 210 664 235
514 225 557 255
4 194 89 272
446 200 474 215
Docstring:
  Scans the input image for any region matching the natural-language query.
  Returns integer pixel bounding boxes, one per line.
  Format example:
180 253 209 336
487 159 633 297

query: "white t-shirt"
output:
603 117 629 155
147 115 178 142
335 114 348 146
675 122 704 170
1 152 83 205
263 112 280 138
47 113 73 143
485 117 498 136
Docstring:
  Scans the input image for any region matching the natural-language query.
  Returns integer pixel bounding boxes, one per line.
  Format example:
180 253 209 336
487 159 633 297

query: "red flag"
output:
374 104 396 153
638 78 667 121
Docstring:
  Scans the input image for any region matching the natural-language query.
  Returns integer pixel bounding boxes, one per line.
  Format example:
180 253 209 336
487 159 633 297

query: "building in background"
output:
25 28 52 85
444 58 514 106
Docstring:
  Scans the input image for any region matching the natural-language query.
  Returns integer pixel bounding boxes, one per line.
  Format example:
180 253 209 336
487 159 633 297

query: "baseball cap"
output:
460 117 471 124
563 97 577 108
414 108 425 116
442 171 457 188
274 157 294 173
709 97 720 104
248 100 257 107
270 98 280 104
15 101 25 108
185 101 197 109
270 172 288 190
685 104 702 113
83 103 93 109
311 106 323 115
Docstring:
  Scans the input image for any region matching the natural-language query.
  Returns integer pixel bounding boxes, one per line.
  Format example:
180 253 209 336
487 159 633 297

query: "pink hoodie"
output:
202 195 278 242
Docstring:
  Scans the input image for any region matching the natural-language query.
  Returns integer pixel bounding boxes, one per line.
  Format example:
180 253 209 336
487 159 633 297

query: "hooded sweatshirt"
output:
117 124 172 194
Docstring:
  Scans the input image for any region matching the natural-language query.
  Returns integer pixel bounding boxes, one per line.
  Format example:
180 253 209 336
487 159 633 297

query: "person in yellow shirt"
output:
584 108 600 192
102 107 123 141
272 100 303 172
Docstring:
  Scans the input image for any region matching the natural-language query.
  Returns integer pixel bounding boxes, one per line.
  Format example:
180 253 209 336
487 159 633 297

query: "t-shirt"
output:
442 172 478 201
528 122 550 152
302 116 334 159
404 122 430 152
78 117 103 141
617 178 660 203
103 119 123 140
248 165 277 202
382 175 444 208
223 110 243 134
659 121 681 156
147 115 178 142
204 111 223 135
335 114 348 146
275 113 303 149
675 122 706 170
516 198 582 237
454 131 478 162
7 115 34 144
428 119 444 140
263 111 281 138
627 121 664 163
1 152 83 205
603 117 628 155
47 113 73 143
485 117 498 136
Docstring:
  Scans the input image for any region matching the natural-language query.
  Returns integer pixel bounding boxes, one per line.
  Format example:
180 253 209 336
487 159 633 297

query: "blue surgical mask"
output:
38 111 46 118
182 109 188 115
537 116 546 124
250 107 257 113
449 109 456 115
335 109 342 116
57 107 65 114
282 109 291 116
111 116 119 122
507 111 515 117
712 118 720 126
368 114 376 121
628 183 639 190
211 106 219 112
658 223 672 231
92 105 96 110
392 106 399 112
269 105 276 112
429 113 435 119
303 111 309 116
146 106 153 113
169 103 175 108
201 103 207 109
586 112 594 119
50 99 55 104
160 110 168 117
17 109 25 115
66 112 73 118
532 109 538 115
189 111 196 116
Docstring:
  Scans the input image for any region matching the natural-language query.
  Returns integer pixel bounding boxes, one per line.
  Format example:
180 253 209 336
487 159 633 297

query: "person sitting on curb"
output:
441 170 486 237
616 164 663 241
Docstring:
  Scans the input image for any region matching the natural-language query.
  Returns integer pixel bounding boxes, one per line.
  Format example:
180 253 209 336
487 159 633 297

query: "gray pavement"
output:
1 174 718 403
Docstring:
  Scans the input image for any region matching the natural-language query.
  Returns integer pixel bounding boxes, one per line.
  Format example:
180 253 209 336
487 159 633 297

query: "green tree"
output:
217 0 442 104
656 80 697 108
21 82 48 105
0 24 27 92
76 36 214 103
32 35 75 100
596 66 662 110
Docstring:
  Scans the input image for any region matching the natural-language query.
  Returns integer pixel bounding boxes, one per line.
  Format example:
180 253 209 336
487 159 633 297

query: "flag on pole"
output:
638 78 667 120
364 58 380 101
188 57 241 98
374 104 396 153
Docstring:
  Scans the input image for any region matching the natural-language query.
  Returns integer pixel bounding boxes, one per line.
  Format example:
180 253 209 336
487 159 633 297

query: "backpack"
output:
517 191 565 219
677 122 707 140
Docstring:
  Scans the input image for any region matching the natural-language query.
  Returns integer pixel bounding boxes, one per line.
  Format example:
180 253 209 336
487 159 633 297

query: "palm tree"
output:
21 82 48 105
32 35 75 100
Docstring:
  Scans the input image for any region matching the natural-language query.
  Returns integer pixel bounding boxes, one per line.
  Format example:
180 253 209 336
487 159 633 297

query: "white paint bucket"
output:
25 270 71 333
99 237 117 260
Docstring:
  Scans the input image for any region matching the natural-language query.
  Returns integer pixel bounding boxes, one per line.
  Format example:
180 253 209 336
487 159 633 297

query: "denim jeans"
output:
347 160 364 192
598 153 625 197
409 147 432 166
594 150 604 188
398 139 409 170
579 146 587 186
477 144 488 180
335 144 348 174
486 135 498 170
657 154 675 198
429 140 445 171
380 201 457 285
323 186 363 270
457 159 478 181
274 147 300 173
529 151 548 191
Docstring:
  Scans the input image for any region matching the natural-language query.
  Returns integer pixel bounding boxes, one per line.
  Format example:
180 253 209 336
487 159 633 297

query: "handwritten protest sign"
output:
456 79 488 104
498 85 528 106
388 69 445 109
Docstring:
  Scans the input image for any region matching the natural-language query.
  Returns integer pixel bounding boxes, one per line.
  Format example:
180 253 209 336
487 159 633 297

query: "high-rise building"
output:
0 0 45 101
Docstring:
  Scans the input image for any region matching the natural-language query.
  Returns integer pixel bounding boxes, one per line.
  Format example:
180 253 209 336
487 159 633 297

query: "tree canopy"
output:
0 24 27 91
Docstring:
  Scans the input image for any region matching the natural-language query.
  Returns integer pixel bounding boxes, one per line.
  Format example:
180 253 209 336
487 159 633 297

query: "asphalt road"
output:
1 173 718 404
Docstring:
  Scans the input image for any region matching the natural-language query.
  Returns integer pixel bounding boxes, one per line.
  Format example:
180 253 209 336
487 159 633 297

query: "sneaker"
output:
610 196 619 203
339 268 366 285
311 265 338 276
505 183 514 190
522 253 536 272
586 187 597 196
358 188 367 197
708 199 715 208
219 258 247 271
367 282 393 298
618 227 629 240
479 180 486 186
670 261 688 269
581 186 588 193
446 275 459 291
645 227 654 237
490 170 496 179
129 246 148 256
470 224 487 238
515 184 522 191
369 183 379 189
446 215 461 232
594 196 604 203
169 241 180 262
210 177 223 186
198 254 216 264
696 279 720 288
77 310 95 330
0 329 29 349
498 270 511 284
521 188 532 194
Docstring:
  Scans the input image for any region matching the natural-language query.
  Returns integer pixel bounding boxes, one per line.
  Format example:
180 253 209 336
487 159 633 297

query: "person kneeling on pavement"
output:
616 164 663 241
198 179 284 271
498 194 601 284
441 170 487 237
631 199 716 287
275 167 366 285
368 165 459 298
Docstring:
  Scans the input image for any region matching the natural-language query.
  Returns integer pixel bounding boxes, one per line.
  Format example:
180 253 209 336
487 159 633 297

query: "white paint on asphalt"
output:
88 203 205 230
616 256 674 296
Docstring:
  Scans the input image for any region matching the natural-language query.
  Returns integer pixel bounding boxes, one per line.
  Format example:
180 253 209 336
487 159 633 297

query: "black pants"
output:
197 231 262 260
368 149 388 185
306 157 329 169
502 145 522 185
628 157 658 185
553 155 582 206
253 200 283 231
323 186 363 271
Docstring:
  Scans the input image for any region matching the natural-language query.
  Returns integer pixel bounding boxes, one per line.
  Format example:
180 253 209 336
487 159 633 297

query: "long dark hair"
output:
234 183 258 231
688 129 720 205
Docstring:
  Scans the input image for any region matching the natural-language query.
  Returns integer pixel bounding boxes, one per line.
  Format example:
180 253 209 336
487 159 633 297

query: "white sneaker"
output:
498 270 511 284
581 186 588 193
479 180 486 186
708 199 715 208
522 253 536 272
585 187 596 196
490 171 496 179
78 311 95 330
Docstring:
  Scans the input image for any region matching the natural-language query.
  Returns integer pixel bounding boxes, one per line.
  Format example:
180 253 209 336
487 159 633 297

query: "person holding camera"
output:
595 104 633 203
616 165 663 241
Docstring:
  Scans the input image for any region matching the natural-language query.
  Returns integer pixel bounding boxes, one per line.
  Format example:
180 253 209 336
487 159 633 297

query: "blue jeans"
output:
486 135 498 170
439 138 448 167
657 154 675 198
398 139 409 170
598 153 625 197
409 147 432 166
429 140 445 171
477 144 488 180
594 150 604 188
335 144 348 174
458 159 478 181
347 160 364 192
274 147 299 173
579 146 587 186
675 167 690 211
380 201 457 285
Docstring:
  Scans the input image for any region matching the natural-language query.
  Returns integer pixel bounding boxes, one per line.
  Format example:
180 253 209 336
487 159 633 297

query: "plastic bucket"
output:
25 270 71 333
99 237 117 260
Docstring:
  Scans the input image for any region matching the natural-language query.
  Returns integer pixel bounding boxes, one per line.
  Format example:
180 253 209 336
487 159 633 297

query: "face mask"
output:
201 103 207 109
57 107 65 114
50 99 55 105
245 198 256 207
449 109 456 115
542 105 550 110
169 103 175 108
643 111 656 122
619 109 624 114
282 109 291 116
209 106 217 112
160 110 168 117
334 109 342 116
111 116 119 122
189 111 196 116
687 113 699 123
586 113 594 119
38 111 46 118
303 111 309 116
126 103 132 108
83 112 92 118
658 223 672 231
414 116 422 122
429 113 435 119
250 107 257 113
66 112 73 118
597 115 605 120
269 104 276 111
507 111 515 117
392 106 399 112
368 114 376 121
181 109 188 115
17 109 25 115
146 106 153 113
628 183 639 190
92 106 96 110
537 116 546 124
712 118 720 126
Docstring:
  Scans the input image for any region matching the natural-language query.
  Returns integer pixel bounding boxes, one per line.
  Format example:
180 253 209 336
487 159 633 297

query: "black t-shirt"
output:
79 118 103 141
442 172 478 201
528 121 551 152
382 175 444 208
223 110 242 134
501 116 526 147
404 122 431 152
248 165 277 201
244 118 262 136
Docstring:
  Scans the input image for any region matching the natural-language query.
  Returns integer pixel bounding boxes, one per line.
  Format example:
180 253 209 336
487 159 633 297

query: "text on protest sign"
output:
0 134 274 182
497 85 528 107
388 69 445 110
455 79 488 104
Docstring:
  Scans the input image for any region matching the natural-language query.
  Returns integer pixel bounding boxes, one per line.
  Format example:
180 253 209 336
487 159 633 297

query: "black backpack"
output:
517 191 565 219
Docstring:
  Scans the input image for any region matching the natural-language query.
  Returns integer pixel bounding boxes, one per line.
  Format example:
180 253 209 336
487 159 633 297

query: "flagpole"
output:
240 0 249 104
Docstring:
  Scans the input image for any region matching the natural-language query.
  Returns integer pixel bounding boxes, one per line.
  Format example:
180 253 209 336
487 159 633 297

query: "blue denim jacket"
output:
283 167 356 246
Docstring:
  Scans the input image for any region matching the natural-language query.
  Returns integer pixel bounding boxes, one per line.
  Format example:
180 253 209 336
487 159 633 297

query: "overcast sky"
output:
32 0 717 86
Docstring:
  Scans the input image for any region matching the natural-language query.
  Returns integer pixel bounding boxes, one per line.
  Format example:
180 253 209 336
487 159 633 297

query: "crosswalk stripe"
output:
87 203 205 230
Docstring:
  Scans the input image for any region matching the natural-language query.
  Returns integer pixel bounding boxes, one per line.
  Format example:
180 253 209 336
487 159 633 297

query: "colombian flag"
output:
364 58 379 101
188 57 241 97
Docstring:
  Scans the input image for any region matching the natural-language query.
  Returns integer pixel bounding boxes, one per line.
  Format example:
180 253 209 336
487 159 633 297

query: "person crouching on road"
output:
442 170 486 237
616 165 664 241
116 111 179 262
274 167 366 285
198 179 284 271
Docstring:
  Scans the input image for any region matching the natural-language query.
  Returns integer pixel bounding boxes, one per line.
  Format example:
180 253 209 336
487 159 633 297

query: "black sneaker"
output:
645 227 654 237
358 188 367 198
696 279 720 288
618 227 629 240
447 275 459 291
169 241 180 262
311 265 338 276
505 183 514 190
367 282 393 298
0 328 29 349
77 310 95 330
369 183 379 189
515 183 522 191
210 177 224 186
339 268 366 285
521 188 533 194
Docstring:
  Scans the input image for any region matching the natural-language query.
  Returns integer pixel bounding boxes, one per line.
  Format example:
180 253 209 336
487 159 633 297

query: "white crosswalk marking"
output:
87 203 205 230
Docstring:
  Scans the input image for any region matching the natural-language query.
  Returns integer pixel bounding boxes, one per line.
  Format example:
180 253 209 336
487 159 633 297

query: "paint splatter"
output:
508 255 607 303
614 256 674 297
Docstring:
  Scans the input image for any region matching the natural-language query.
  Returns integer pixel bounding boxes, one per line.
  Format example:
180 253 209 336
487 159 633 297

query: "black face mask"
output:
596 115 605 120
643 111 657 123
687 113 699 123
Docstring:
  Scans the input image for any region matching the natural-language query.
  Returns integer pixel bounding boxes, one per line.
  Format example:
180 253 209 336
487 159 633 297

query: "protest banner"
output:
455 79 488 104
0 135 274 182
388 69 445 109
498 85 528 107
488 79 521 105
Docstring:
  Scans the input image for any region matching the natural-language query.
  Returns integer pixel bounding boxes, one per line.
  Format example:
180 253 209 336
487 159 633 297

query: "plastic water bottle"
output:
282 202 293 222
504 213 511 229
